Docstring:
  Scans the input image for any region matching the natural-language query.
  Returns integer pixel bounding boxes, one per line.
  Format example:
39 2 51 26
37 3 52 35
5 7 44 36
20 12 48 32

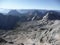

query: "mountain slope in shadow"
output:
0 13 20 30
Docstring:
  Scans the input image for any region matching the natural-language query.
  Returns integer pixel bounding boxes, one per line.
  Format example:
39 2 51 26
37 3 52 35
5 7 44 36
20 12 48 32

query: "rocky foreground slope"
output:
0 11 60 45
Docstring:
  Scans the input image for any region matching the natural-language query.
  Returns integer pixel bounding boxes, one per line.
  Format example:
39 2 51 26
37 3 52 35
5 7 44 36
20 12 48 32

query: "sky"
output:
0 0 60 10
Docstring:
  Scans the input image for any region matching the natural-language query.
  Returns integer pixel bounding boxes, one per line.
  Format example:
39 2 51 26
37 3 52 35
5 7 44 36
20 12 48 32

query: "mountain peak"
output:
42 11 60 21
8 10 21 16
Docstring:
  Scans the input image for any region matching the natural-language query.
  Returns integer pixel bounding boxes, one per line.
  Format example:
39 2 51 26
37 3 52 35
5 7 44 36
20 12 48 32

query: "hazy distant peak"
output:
7 10 21 16
0 8 10 14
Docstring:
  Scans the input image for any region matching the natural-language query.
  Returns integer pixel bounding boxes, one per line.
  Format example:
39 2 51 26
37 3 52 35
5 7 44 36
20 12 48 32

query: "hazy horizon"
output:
0 0 60 10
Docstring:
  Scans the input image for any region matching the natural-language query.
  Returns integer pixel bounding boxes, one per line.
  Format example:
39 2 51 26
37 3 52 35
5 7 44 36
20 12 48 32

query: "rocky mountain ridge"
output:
0 10 60 45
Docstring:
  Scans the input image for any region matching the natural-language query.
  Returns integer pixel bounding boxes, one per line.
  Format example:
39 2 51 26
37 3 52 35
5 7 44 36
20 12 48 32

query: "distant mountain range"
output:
0 9 60 30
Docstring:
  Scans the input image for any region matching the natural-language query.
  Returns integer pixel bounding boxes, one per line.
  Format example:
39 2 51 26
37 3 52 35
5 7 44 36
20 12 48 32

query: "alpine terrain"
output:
0 9 60 45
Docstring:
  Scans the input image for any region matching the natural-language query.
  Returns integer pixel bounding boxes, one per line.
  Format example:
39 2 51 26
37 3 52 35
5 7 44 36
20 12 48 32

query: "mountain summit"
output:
8 10 21 16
